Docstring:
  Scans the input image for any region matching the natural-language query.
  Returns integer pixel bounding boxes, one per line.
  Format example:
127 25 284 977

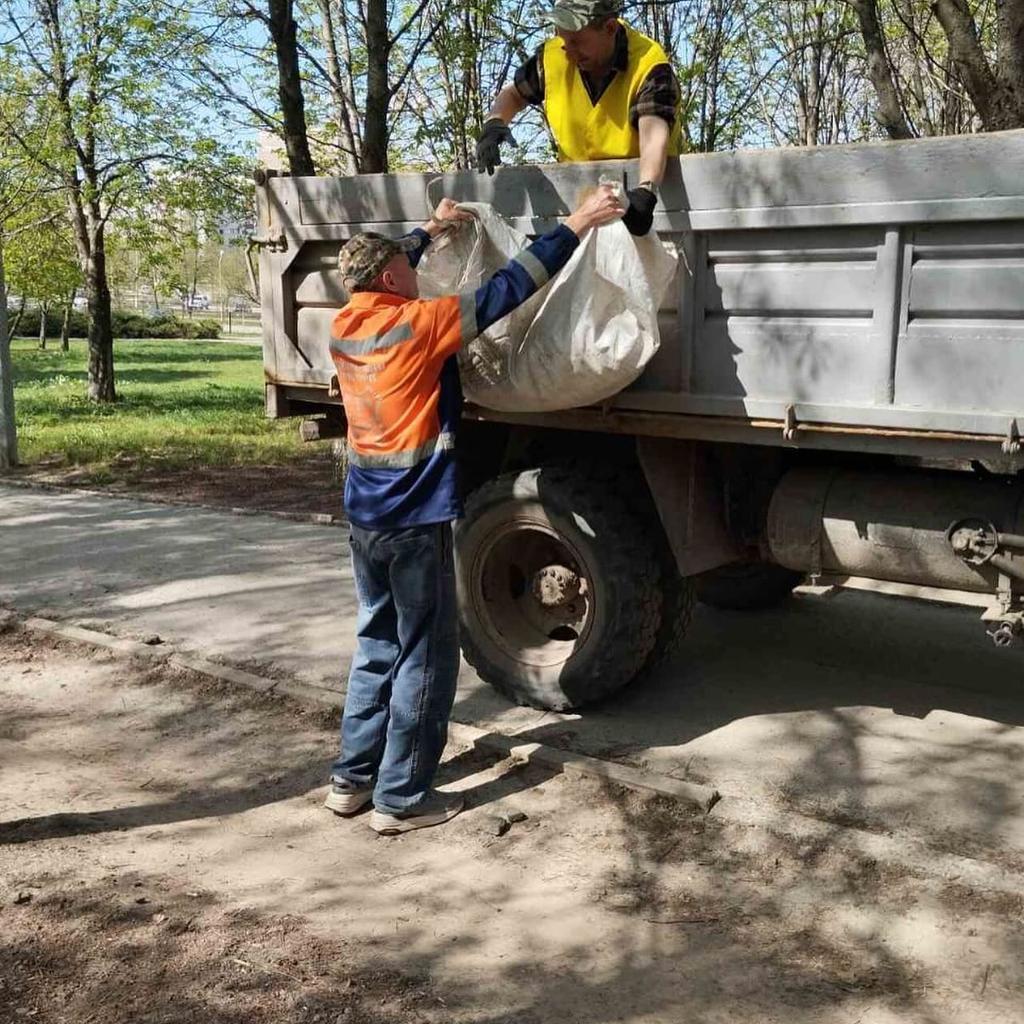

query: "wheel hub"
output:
531 564 582 609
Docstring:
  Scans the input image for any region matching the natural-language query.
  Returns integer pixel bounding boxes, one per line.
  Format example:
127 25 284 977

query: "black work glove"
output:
621 186 657 236
475 118 514 175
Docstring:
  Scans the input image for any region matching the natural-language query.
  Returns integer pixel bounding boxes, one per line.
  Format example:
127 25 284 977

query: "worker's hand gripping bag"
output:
417 200 678 412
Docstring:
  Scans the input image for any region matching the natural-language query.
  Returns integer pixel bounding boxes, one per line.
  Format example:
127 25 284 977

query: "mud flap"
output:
637 437 743 577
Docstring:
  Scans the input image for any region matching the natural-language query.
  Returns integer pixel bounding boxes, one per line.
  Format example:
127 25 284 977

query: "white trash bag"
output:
417 198 677 413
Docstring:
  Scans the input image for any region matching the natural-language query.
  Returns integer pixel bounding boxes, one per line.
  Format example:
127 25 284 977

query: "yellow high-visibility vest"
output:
542 22 682 162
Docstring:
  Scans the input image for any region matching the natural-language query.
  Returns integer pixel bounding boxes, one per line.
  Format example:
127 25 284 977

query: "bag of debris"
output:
417 199 677 413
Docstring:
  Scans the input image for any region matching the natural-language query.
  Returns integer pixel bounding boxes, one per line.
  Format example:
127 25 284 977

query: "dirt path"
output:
2 624 1022 1024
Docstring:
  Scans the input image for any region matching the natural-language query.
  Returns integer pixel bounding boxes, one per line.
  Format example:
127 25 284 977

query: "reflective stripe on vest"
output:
346 431 456 470
542 22 682 163
329 289 476 473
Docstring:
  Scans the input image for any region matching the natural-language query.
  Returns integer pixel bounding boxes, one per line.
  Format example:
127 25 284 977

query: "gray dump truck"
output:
255 129 1024 711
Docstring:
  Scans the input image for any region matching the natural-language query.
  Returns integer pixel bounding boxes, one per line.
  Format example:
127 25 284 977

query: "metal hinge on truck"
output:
244 231 288 299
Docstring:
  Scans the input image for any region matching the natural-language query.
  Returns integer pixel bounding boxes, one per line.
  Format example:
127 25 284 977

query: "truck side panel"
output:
258 130 1024 450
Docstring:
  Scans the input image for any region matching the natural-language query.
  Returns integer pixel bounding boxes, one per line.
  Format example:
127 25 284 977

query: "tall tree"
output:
407 0 542 169
308 0 450 171
194 1 454 173
849 0 915 137
3 0 216 401
267 0 317 174
0 68 59 468
933 0 1024 129
852 0 1024 134
772 1 863 145
6 213 80 348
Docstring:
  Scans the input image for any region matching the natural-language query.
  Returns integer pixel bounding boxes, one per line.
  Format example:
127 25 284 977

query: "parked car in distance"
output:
186 293 211 311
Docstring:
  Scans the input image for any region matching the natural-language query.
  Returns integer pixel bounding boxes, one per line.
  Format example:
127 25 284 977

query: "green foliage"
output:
11 337 302 468
3 1 224 218
11 308 222 340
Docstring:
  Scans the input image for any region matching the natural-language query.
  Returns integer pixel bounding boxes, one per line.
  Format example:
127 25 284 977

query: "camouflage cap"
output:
337 232 419 292
540 0 620 31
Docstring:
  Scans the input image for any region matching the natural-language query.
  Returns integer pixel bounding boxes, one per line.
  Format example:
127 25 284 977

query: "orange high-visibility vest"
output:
329 290 472 468
542 22 682 162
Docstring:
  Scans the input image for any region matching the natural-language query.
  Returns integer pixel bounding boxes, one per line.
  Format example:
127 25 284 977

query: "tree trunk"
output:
933 0 1024 130
85 220 115 403
361 0 391 172
849 0 915 139
60 290 74 351
316 0 360 171
267 0 317 176
38 301 49 350
806 22 822 146
0 236 17 470
997 0 1024 115
7 296 25 342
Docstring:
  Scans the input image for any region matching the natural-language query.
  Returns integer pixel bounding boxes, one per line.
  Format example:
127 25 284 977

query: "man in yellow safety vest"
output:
476 0 682 237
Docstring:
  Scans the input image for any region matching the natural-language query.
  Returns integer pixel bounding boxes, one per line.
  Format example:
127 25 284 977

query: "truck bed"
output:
256 130 1024 463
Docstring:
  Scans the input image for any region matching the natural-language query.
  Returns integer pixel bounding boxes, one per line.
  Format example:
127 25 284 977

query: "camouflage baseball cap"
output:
541 0 620 31
337 232 419 292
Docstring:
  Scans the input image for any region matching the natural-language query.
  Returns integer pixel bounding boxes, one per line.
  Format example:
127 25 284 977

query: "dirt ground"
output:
8 453 343 517
2 624 1023 1024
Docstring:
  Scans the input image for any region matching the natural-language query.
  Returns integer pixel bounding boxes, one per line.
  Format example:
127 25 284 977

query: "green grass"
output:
11 338 308 471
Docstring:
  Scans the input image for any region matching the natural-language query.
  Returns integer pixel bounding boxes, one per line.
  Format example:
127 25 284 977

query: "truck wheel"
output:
644 571 696 671
695 562 804 611
455 465 663 711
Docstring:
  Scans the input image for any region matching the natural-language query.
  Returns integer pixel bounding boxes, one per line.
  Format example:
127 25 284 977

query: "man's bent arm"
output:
404 198 473 267
637 115 671 186
486 84 529 125
430 186 621 356
405 228 433 268
470 225 579 334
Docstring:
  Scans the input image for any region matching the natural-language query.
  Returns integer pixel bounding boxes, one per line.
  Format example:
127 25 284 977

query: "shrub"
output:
10 307 221 340
187 318 223 339
8 308 89 338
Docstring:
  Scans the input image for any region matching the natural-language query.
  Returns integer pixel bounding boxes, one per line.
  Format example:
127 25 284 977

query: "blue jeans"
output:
330 522 460 814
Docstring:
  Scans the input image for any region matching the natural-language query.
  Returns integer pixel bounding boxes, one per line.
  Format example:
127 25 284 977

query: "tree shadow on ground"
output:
2 624 1023 1023
1 877 448 1024
14 365 215 387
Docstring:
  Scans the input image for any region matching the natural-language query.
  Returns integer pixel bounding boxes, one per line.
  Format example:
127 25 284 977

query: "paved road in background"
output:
3 483 1023 861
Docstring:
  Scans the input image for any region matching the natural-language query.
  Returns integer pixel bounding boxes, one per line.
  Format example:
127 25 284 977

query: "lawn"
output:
10 338 311 478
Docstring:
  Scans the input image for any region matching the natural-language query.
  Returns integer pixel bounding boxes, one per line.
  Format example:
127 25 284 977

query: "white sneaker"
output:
370 791 465 835
324 779 374 816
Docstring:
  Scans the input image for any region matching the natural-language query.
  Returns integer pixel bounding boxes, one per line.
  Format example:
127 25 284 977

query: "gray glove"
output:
475 118 514 175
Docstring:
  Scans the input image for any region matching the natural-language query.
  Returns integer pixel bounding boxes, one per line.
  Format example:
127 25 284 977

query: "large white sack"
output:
417 202 677 413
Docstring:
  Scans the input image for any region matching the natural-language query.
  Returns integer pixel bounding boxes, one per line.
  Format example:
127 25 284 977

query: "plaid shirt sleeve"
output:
630 62 680 128
513 48 545 106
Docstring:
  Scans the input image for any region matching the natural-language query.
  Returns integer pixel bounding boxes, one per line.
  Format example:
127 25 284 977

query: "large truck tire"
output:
644 571 696 672
695 561 804 611
455 464 663 711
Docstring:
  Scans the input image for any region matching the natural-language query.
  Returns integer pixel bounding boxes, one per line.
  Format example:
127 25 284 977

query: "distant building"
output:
218 213 255 245
257 130 288 172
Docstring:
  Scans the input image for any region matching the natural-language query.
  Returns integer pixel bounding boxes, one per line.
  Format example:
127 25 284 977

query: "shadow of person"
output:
0 760 325 846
